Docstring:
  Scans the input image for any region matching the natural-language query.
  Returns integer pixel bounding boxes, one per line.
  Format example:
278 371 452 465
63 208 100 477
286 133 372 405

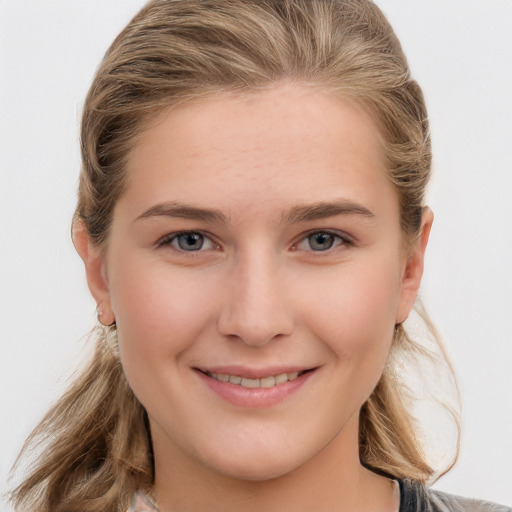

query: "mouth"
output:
195 367 317 408
202 369 312 389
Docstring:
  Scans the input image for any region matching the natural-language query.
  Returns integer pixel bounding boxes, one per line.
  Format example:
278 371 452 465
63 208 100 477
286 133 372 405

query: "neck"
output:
151 415 398 512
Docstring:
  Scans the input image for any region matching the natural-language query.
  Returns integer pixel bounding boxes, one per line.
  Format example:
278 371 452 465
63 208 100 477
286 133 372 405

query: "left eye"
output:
160 232 217 252
295 232 347 252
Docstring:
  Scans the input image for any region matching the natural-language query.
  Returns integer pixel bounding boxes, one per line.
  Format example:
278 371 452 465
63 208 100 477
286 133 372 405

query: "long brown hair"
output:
10 1 459 510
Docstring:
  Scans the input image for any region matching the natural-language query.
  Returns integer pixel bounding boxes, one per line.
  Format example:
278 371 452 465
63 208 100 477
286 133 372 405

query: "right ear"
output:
72 220 115 326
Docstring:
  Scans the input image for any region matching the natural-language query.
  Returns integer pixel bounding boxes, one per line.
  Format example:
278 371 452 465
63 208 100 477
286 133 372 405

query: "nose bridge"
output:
217 246 293 346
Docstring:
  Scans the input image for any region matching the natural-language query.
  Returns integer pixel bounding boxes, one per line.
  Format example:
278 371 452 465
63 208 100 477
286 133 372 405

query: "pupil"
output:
178 233 203 251
310 233 334 251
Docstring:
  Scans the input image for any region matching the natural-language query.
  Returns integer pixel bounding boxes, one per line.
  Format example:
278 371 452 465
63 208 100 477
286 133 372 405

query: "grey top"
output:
400 480 511 512
126 482 511 511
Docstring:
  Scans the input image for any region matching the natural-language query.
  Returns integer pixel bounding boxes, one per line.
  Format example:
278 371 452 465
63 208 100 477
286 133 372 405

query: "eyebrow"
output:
135 199 374 225
136 202 229 224
285 200 375 223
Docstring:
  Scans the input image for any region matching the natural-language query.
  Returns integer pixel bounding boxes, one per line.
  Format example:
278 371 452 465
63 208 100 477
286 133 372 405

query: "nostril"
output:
217 305 294 347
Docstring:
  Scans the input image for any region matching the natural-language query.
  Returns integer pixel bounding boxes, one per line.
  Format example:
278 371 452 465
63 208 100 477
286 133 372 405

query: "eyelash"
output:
156 231 219 252
156 230 353 253
292 230 353 252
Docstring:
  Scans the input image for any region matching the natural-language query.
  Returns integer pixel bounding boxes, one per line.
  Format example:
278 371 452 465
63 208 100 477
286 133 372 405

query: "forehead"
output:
121 83 395 219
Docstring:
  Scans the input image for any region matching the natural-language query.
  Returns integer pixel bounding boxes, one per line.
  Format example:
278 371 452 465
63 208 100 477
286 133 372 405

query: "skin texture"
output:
74 84 432 512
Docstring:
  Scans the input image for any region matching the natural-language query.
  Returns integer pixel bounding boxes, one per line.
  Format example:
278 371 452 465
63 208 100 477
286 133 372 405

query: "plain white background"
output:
1 0 511 508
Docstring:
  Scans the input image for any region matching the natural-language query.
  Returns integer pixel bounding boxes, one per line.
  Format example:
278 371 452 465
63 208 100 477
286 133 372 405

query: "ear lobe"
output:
396 208 434 324
72 220 115 325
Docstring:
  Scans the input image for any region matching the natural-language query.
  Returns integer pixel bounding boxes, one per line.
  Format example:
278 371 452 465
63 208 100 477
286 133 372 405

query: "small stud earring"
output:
97 305 116 327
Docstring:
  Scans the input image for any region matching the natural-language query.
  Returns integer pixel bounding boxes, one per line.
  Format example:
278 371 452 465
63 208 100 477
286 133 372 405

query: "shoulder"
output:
399 479 512 512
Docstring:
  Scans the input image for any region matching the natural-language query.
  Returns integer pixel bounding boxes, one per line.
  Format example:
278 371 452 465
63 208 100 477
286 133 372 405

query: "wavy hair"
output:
10 1 459 510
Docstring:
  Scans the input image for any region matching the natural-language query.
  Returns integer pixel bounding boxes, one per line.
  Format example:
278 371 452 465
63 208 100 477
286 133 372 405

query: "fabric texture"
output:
399 480 511 512
127 482 511 512
127 490 159 512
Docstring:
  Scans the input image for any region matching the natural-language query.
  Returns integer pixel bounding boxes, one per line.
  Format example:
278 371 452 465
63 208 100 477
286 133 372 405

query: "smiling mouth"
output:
202 370 311 389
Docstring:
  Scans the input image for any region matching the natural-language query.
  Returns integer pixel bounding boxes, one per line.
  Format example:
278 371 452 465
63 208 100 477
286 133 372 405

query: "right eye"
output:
158 231 217 252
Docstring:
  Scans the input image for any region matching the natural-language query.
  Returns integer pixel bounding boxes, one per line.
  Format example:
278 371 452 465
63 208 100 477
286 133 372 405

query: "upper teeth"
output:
207 371 300 388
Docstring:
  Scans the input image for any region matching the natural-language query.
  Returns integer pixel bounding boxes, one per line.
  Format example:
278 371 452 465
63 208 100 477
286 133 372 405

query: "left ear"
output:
396 208 434 324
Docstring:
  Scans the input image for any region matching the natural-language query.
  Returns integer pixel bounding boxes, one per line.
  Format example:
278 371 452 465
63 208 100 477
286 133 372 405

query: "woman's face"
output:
87 84 427 481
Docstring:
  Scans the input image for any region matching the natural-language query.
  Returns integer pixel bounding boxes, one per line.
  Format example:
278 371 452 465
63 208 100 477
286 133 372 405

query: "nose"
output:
217 251 294 347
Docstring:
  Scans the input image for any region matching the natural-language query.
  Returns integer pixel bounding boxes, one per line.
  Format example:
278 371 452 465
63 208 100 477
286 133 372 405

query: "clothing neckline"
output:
134 481 403 512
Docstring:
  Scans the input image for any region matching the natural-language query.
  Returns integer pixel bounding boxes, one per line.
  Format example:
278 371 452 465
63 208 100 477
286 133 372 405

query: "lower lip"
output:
196 370 315 408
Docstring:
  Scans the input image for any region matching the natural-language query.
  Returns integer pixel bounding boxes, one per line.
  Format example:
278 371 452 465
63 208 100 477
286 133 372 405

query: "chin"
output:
212 460 297 482
199 444 304 482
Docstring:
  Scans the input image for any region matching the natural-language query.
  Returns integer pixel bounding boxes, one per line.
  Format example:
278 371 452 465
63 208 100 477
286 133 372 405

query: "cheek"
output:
109 257 220 362
301 257 401 359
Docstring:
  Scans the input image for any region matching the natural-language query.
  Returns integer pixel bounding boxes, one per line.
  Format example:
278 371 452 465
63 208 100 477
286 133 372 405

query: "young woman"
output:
8 1 511 511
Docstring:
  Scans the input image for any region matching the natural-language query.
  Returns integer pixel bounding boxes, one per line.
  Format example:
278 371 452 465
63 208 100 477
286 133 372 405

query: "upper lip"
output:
195 365 316 379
